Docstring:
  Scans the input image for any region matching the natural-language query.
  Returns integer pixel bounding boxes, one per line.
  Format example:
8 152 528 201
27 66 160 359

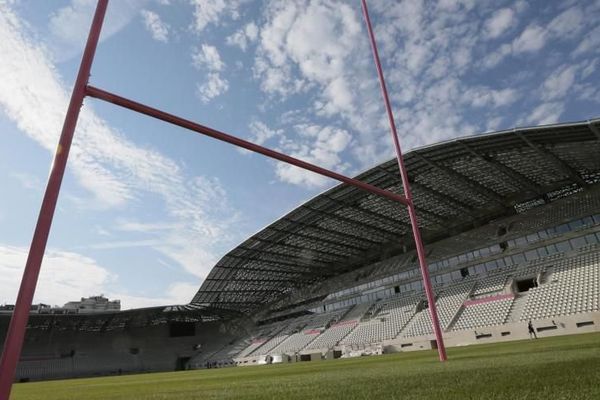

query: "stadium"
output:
2 1 600 399
2 118 600 399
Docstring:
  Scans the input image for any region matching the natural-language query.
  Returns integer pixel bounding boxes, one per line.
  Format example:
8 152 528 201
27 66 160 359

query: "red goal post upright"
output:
0 0 446 397
360 0 447 362
0 1 110 398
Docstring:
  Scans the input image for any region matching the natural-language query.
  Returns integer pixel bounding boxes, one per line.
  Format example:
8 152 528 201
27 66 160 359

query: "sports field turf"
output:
10 332 600 400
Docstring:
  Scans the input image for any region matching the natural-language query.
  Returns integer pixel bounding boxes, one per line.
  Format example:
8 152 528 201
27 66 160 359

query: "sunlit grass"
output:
11 332 600 400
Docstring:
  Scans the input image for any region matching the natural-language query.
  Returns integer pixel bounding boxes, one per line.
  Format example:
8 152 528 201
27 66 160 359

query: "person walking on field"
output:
528 320 537 339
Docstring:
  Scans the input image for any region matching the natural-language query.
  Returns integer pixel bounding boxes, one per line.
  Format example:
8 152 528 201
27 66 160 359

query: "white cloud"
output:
48 0 146 60
80 239 162 250
275 124 352 187
548 6 584 39
94 225 111 237
116 220 177 232
190 0 245 33
481 43 512 69
320 77 354 115
512 24 547 53
254 0 392 173
110 282 200 309
226 22 259 51
482 23 550 69
255 0 362 103
482 4 593 70
140 9 169 42
0 8 129 207
526 102 565 125
464 87 519 108
192 44 229 102
484 8 515 39
0 4 239 281
253 0 593 176
10 172 42 191
252 0 535 175
486 116 504 132
192 44 225 71
0 245 114 307
580 59 597 79
573 26 600 57
541 66 576 101
0 244 199 308
196 72 229 103
245 22 258 40
247 120 282 146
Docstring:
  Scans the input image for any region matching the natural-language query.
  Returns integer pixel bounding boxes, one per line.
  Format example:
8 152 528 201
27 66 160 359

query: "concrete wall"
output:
0 320 238 382
383 311 600 353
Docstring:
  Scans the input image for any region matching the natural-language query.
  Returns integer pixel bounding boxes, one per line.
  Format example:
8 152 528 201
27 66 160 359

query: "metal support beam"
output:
300 199 406 237
236 244 338 266
203 277 306 284
265 225 366 253
361 0 447 362
302 205 399 239
373 181 448 225
408 180 474 215
282 217 381 246
516 132 587 187
242 237 348 261
0 1 109 396
587 120 600 140
377 166 473 214
360 169 449 226
217 291 281 302
204 278 287 292
198 289 286 294
456 141 544 195
201 301 264 306
233 244 331 267
413 151 506 207
211 262 304 277
322 194 412 231
311 181 413 229
222 254 327 274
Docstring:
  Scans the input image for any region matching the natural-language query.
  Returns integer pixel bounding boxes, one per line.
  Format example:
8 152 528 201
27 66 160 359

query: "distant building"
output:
63 295 121 313
1 296 121 315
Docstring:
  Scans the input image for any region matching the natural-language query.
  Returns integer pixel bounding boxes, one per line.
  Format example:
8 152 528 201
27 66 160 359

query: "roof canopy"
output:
193 119 600 314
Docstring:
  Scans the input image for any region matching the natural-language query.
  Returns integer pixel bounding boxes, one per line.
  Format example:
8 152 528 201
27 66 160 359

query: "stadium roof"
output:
0 304 239 333
192 118 600 314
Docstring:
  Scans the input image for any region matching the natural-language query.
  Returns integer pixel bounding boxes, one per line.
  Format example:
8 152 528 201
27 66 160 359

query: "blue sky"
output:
0 0 599 309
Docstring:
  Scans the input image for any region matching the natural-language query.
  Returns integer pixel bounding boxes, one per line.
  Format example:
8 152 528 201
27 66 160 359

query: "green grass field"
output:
11 332 600 400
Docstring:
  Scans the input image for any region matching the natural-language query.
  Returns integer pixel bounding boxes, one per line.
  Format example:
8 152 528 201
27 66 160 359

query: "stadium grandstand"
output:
2 118 599 381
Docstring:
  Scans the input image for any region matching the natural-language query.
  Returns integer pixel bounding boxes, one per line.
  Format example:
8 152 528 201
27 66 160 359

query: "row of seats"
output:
521 253 600 321
452 297 514 331
233 316 302 358
249 335 289 356
304 322 357 351
247 311 347 357
16 358 72 380
221 240 599 361
270 331 320 354
404 280 475 337
473 275 507 296
341 296 420 345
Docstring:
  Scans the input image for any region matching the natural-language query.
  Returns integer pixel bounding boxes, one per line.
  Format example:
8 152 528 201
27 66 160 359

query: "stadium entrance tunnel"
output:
169 322 196 337
516 278 537 292
176 357 190 371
